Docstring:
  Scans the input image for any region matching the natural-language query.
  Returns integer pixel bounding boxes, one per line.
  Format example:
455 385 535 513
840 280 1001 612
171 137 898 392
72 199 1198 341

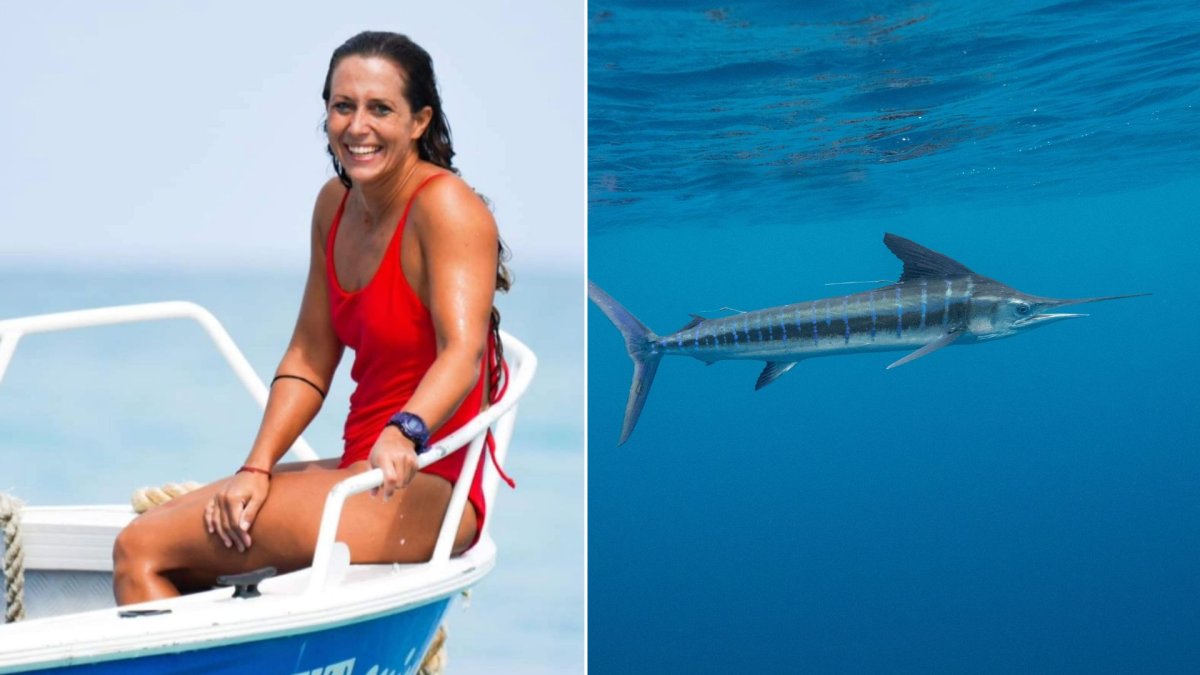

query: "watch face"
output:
402 417 424 437
394 412 429 445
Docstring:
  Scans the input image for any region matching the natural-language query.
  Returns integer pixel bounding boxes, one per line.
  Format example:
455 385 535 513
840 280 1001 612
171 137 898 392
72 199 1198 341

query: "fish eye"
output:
1015 303 1031 315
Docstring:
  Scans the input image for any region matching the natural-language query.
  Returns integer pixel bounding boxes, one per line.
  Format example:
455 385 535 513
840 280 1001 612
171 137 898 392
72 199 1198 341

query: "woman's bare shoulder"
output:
312 177 348 242
410 172 497 240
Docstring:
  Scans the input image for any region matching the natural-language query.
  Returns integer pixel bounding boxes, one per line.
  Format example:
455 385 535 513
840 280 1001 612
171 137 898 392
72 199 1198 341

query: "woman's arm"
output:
370 175 499 499
208 178 347 549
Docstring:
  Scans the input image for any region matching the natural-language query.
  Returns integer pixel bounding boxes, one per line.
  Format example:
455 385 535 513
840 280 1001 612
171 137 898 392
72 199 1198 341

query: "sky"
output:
0 0 584 274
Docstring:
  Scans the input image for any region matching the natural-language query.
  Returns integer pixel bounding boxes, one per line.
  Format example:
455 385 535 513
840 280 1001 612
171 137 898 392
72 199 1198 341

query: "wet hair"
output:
322 31 512 396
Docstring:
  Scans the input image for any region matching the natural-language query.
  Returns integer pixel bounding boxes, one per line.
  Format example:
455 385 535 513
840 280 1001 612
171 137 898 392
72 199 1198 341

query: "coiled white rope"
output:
0 491 25 623
130 482 202 514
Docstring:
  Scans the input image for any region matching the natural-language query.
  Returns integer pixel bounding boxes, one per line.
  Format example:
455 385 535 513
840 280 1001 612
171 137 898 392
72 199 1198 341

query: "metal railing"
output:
0 302 318 461
306 330 535 593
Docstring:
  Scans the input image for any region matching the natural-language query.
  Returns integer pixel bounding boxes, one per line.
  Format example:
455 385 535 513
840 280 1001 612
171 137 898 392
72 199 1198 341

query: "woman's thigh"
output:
122 461 476 590
274 457 343 473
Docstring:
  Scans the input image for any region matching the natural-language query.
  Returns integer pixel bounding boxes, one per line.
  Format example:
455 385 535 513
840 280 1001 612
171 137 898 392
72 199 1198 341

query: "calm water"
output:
0 269 583 674
590 1 1198 673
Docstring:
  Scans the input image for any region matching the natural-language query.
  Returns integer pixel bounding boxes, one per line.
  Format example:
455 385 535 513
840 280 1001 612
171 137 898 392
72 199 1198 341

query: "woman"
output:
112 31 510 604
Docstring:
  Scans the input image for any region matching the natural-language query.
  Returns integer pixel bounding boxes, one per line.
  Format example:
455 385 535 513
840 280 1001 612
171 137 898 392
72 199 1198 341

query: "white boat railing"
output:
306 329 534 593
0 301 537 597
0 301 318 461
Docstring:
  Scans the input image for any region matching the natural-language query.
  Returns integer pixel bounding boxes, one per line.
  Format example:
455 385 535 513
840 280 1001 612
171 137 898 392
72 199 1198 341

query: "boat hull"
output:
24 597 450 675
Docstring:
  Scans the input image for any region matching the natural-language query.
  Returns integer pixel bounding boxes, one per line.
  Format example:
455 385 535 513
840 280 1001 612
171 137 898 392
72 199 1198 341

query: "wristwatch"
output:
387 411 430 455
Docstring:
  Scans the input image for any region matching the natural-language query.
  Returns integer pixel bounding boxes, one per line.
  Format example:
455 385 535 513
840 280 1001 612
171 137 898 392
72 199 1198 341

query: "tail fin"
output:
588 281 662 445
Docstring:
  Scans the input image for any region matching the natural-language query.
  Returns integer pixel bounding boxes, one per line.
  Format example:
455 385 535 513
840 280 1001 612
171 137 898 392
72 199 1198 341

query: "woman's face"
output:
326 55 431 186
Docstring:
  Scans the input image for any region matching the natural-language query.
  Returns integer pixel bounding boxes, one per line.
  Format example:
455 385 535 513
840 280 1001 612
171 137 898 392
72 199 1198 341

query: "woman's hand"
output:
205 471 270 552
369 426 420 501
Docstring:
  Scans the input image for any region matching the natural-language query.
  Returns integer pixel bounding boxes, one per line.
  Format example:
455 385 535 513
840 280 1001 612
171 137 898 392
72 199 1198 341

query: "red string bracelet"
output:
237 466 272 479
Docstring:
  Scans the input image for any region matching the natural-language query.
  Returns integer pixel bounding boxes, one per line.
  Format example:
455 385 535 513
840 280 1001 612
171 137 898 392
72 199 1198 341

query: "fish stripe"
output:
869 291 877 341
811 301 819 346
842 296 850 344
784 317 797 341
943 280 952 327
895 286 903 337
920 280 927 329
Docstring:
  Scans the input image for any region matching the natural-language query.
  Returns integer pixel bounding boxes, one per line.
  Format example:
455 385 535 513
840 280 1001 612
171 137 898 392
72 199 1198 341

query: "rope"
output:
131 481 202 514
418 590 472 674
1 491 26 623
418 624 448 675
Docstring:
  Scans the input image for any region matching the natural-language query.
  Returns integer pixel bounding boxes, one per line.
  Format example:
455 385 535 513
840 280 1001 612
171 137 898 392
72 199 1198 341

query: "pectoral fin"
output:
756 361 798 390
886 331 961 370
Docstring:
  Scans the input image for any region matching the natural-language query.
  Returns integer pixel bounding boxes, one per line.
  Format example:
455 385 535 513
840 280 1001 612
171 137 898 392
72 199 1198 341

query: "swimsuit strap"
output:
325 187 352 258
485 332 515 489
398 172 451 231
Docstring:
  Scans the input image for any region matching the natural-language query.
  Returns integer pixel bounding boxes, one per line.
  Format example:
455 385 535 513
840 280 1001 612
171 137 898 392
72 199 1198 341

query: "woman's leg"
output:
112 460 478 605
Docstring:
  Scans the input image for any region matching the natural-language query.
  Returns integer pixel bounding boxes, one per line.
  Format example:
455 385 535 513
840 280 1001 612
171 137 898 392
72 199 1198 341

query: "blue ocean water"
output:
0 269 583 674
589 2 1198 673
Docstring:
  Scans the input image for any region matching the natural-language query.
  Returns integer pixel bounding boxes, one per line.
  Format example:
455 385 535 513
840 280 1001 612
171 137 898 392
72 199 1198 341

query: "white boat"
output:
0 302 536 674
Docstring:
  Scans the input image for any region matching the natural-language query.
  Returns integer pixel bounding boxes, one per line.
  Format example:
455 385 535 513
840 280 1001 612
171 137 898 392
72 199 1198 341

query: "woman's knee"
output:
113 513 201 603
112 515 167 577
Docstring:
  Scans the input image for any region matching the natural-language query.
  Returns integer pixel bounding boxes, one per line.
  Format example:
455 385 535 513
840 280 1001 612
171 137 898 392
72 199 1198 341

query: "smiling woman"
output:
111 31 512 604
323 33 454 186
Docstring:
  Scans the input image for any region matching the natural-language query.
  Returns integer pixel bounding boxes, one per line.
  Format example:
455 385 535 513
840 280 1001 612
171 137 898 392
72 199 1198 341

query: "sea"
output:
589 1 1198 673
0 269 584 674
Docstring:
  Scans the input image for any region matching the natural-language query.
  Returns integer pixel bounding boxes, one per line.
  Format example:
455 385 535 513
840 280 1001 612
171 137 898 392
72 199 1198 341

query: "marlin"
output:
589 233 1149 444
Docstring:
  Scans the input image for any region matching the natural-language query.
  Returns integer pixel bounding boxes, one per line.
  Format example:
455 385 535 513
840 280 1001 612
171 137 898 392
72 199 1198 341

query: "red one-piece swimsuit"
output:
325 172 494 540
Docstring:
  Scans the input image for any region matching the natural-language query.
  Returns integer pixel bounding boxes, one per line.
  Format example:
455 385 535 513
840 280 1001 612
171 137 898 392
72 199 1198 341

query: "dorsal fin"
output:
883 233 974 282
677 314 706 331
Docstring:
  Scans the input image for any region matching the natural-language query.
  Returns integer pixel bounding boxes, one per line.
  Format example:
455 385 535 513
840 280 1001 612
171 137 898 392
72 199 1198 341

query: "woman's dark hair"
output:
323 31 512 396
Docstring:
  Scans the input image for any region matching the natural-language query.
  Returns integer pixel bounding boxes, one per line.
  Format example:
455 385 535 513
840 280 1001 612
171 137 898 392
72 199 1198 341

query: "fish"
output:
588 233 1149 445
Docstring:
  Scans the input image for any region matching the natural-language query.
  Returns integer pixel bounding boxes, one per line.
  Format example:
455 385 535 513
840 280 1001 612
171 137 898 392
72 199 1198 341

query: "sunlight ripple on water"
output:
589 0 1200 230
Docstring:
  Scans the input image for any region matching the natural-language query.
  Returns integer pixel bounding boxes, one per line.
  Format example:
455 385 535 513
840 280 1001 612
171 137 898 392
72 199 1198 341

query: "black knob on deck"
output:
216 565 277 599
